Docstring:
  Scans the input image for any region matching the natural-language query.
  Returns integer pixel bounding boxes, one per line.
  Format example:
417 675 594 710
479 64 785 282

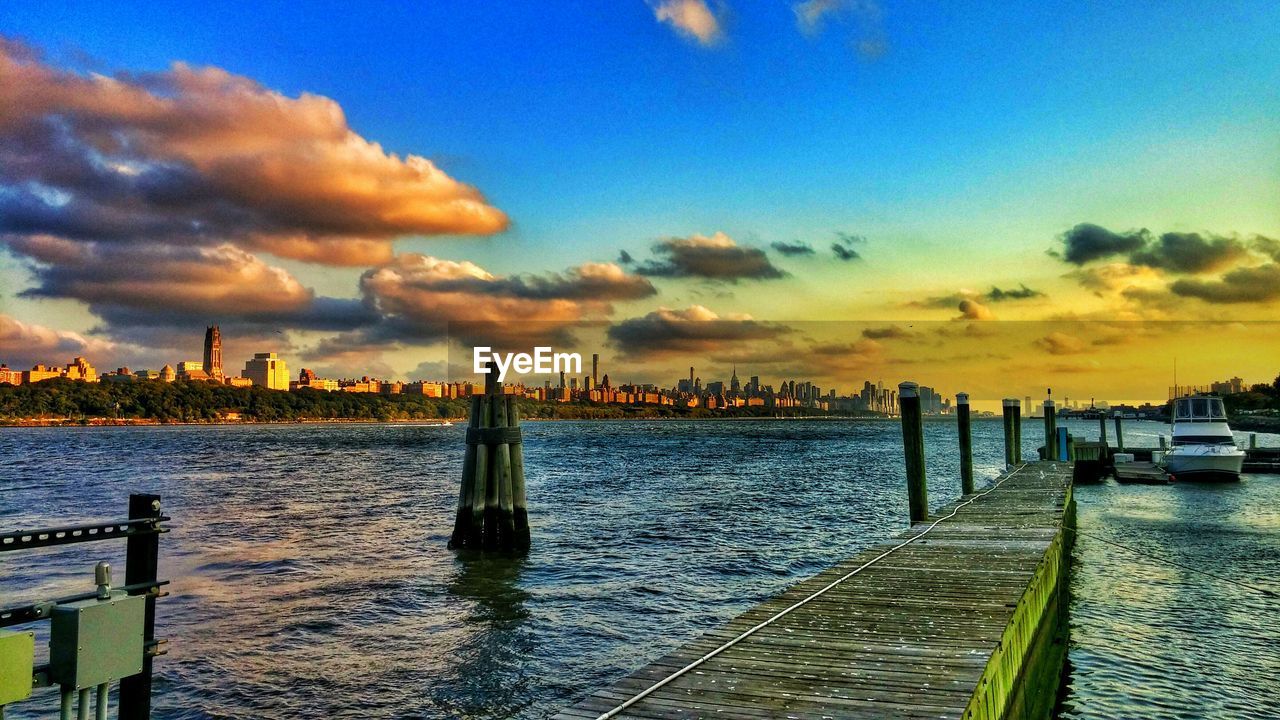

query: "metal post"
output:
899 382 928 523
96 684 108 720
957 393 973 495
1114 415 1125 453
119 494 160 720
1001 399 1017 467
77 689 89 720
1043 400 1057 460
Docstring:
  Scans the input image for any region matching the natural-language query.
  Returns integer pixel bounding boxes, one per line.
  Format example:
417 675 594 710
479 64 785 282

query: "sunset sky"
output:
2 2 1278 404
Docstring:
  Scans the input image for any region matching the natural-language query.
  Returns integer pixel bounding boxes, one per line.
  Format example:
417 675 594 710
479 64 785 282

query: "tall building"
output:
730 365 740 394
592 353 599 390
203 325 224 378
244 352 289 390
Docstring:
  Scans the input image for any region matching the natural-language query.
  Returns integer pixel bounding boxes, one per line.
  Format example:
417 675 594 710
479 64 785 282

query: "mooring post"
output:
1043 400 1057 460
1099 412 1109 448
507 396 531 550
1250 433 1257 450
1013 401 1023 463
119 494 161 720
489 384 516 549
1159 435 1168 451
465 392 490 548
450 394 481 548
481 368 502 548
899 382 927 523
1114 415 1125 453
1002 398 1018 467
957 393 974 495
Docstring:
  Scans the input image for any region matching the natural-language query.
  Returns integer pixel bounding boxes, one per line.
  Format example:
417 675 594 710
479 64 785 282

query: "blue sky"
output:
1 1 1278 394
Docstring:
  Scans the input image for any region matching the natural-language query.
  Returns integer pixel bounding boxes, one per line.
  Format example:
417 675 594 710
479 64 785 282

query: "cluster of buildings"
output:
0 327 951 416
0 326 280 390
0 357 99 385
1168 377 1246 400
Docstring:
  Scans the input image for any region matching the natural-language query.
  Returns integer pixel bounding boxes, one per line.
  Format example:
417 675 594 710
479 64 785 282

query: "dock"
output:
1112 461 1170 485
554 462 1075 720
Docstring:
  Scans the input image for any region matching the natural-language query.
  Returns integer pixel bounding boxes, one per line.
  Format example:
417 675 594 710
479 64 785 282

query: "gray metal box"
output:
0 629 35 704
49 593 145 690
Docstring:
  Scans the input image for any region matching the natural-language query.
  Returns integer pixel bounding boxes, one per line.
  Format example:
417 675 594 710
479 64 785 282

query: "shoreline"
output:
0 414 924 428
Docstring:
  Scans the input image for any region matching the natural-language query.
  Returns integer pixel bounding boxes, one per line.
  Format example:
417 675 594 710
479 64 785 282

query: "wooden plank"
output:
552 462 1074 720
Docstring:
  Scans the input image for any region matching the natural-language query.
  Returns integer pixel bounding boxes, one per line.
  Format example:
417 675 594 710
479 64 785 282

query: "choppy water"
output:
1 419 1277 719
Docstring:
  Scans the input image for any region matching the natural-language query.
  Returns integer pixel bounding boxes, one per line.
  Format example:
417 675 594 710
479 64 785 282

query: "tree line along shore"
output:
3 377 1279 429
0 378 844 425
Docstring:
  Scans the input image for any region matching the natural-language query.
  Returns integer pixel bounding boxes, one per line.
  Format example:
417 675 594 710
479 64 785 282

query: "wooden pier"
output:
554 462 1075 720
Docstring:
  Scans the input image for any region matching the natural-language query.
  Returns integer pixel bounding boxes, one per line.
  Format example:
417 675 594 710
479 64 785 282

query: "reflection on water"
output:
1062 422 1280 719
1 419 1277 719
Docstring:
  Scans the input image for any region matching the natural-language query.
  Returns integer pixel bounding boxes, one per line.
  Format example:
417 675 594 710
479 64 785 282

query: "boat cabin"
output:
1171 396 1234 446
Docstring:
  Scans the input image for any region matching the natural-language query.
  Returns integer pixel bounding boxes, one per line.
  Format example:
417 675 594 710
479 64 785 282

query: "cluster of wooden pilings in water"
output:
898 382 1063 522
449 366 530 552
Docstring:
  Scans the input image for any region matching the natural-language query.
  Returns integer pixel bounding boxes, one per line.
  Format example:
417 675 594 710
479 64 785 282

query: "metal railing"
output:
0 494 169 720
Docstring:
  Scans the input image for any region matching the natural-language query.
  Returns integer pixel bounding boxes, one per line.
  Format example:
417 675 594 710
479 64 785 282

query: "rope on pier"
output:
593 464 1032 720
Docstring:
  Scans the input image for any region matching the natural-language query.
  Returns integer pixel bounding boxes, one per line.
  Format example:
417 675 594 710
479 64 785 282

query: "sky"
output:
1 1 1278 405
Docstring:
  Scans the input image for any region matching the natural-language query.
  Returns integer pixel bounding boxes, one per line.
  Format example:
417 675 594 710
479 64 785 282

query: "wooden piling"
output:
1013 401 1023 463
450 363 530 552
481 369 502 548
1250 433 1258 450
1098 412 1109 448
1002 398 1018 467
507 396 531 550
466 394 490 548
1043 400 1057 460
489 386 516 549
899 382 927 523
957 392 974 495
449 393 481 548
1114 415 1125 453
1159 435 1168 451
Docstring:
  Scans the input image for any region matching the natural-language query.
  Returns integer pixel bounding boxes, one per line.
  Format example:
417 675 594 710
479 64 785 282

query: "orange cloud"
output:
0 38 507 266
651 0 724 46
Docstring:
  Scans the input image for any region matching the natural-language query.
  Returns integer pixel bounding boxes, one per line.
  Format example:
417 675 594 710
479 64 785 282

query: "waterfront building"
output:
203 325 224 378
1210 377 1245 395
24 364 63 384
292 368 339 392
403 381 444 397
176 360 212 381
243 352 289 390
159 364 176 382
0 364 21 385
63 356 98 382
101 368 136 384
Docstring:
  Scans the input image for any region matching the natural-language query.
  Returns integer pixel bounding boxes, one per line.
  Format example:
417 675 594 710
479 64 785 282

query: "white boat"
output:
1161 395 1244 481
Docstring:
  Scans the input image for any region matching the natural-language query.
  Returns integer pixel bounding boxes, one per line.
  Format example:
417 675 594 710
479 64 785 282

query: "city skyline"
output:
2 4 1279 404
0 318 1266 414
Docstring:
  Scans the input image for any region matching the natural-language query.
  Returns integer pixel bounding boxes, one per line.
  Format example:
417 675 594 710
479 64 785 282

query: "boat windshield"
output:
1175 397 1227 421
1210 398 1226 419
1192 398 1209 418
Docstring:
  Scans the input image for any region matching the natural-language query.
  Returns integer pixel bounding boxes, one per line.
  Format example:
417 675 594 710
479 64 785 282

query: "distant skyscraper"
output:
730 365 740 393
592 353 599 389
203 325 223 378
